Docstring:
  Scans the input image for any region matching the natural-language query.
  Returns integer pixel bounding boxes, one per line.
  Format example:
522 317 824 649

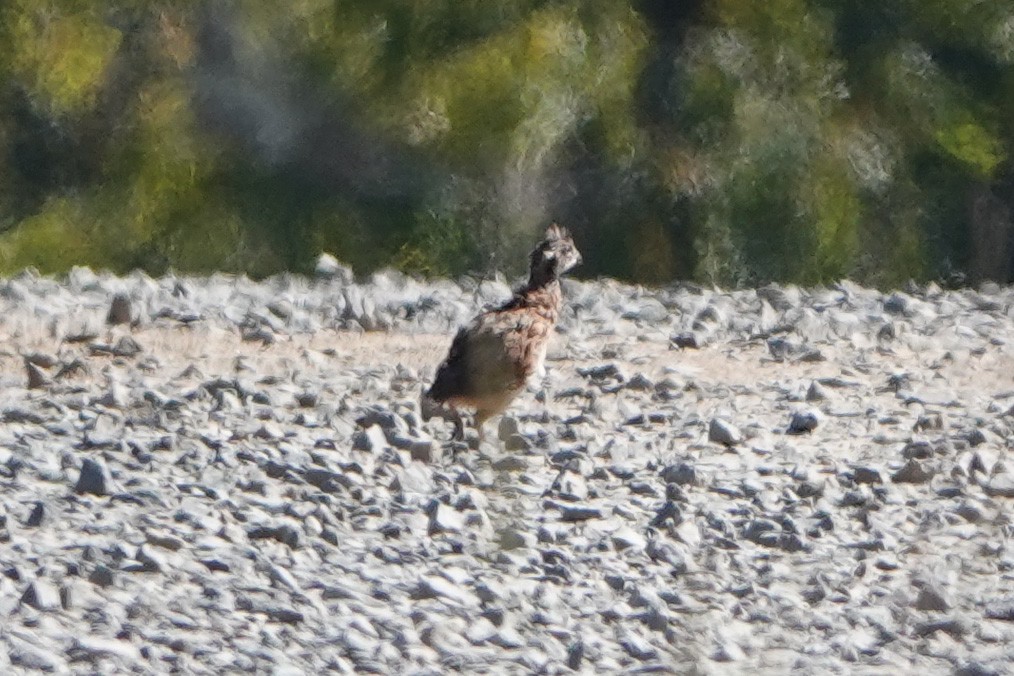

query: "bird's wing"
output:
428 306 550 403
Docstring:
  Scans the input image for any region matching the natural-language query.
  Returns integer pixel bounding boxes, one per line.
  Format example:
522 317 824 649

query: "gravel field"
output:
0 264 1013 675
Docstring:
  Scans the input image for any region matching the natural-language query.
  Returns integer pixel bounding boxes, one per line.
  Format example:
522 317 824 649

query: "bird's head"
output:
528 223 582 284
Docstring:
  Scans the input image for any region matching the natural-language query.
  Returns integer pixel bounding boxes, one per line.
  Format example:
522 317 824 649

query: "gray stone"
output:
954 662 1002 676
247 523 302 548
268 299 294 320
892 460 935 484
352 425 388 453
465 617 498 644
670 331 704 349
611 526 647 551
412 575 475 606
497 416 520 441
20 580 62 611
315 253 354 283
296 390 319 408
9 639 63 672
915 584 951 612
883 292 911 315
902 440 934 459
852 466 883 485
646 537 688 571
806 381 829 402
788 409 822 434
68 636 142 663
567 641 584 670
743 519 779 544
912 616 968 638
984 473 1014 498
498 527 536 550
557 473 589 502
617 629 658 660
111 335 143 357
135 545 169 573
504 433 533 452
88 565 115 587
107 292 133 325
25 501 45 528
660 462 698 486
709 418 743 446
556 503 604 522
712 640 746 662
24 352 59 368
428 502 465 534
624 298 668 323
626 373 655 391
491 455 529 471
914 412 945 431
75 458 112 495
26 361 50 389
491 626 525 649
983 597 1014 621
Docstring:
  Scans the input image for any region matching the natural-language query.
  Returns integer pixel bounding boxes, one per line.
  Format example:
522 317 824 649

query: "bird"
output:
424 223 582 444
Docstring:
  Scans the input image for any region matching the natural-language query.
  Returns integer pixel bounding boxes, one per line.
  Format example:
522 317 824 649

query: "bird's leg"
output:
446 411 471 464
450 411 465 442
473 410 490 451
535 375 553 424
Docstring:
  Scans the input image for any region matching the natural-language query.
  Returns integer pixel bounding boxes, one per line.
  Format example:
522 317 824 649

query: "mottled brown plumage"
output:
426 224 581 439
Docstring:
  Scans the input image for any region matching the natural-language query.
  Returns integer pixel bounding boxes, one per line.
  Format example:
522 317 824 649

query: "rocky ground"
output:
0 263 1012 675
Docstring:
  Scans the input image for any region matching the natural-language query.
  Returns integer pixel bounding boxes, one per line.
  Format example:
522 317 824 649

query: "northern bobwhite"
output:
425 224 582 440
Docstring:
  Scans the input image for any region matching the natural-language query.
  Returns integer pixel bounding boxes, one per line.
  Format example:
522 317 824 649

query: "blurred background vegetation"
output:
1 0 1013 286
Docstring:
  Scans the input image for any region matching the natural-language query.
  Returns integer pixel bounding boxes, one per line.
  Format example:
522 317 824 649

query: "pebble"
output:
556 503 604 522
892 460 935 484
788 409 822 434
709 418 743 446
660 462 698 486
984 473 1014 498
611 527 647 551
915 584 952 612
106 292 133 325
852 466 883 485
670 332 704 349
983 598 1014 621
499 528 536 550
806 380 829 401
427 502 465 534
413 576 475 606
498 416 520 440
25 362 50 389
20 580 62 611
74 458 112 495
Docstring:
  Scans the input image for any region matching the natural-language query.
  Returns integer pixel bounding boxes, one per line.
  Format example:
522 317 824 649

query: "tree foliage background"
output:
1 0 1013 286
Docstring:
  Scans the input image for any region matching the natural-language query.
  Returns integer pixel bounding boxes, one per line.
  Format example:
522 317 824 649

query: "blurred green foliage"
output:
1 0 1012 285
